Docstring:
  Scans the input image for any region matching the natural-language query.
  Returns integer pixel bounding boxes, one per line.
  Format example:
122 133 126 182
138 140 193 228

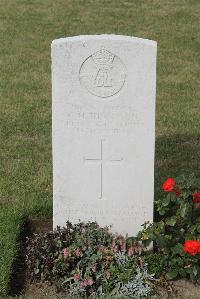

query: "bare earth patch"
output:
23 280 200 299
29 218 53 235
172 279 200 299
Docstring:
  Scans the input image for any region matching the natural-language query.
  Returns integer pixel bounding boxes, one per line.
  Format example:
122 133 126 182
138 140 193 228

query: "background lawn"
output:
0 0 199 295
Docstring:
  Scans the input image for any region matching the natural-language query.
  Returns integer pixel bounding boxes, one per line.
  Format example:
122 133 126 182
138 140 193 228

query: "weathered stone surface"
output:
52 35 157 236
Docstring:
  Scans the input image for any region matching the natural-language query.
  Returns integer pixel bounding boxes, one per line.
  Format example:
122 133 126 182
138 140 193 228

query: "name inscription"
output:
65 103 143 135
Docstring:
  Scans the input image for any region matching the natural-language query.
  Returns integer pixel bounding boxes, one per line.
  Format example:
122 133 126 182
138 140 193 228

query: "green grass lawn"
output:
0 0 199 295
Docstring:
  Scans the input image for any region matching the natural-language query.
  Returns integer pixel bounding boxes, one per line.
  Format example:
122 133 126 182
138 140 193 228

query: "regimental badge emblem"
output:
79 47 126 98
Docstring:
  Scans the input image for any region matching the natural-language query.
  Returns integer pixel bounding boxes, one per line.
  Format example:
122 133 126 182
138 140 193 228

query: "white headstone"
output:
52 35 157 236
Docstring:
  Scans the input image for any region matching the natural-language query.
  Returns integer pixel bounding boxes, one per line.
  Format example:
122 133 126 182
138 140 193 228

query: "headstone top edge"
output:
51 34 157 48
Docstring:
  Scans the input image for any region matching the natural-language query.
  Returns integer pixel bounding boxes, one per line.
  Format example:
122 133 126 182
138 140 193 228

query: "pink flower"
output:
81 277 94 287
73 274 81 281
80 282 85 288
127 244 142 256
128 246 135 257
87 277 94 286
63 248 70 259
105 271 111 279
92 263 97 272
118 235 126 252
75 248 83 257
111 240 118 253
83 279 88 287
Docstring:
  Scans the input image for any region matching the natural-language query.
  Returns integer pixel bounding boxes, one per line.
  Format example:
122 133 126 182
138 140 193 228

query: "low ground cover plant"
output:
26 222 155 298
26 175 200 297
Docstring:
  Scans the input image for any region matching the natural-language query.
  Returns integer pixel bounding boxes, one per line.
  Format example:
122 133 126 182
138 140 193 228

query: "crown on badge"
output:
92 47 115 67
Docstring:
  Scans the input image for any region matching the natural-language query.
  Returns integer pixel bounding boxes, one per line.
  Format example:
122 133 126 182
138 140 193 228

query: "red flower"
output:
174 187 181 197
193 192 200 207
162 177 175 192
184 240 200 256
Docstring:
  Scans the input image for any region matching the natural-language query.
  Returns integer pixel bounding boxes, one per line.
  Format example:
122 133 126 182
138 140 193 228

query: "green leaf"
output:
182 191 191 199
186 267 193 274
193 206 200 218
193 266 198 276
63 277 73 283
180 203 188 218
193 178 200 188
158 221 165 230
179 269 186 277
34 268 40 274
186 173 195 188
162 195 171 207
166 270 178 280
166 217 177 226
169 192 176 202
176 175 185 184
158 208 166 216
172 243 184 255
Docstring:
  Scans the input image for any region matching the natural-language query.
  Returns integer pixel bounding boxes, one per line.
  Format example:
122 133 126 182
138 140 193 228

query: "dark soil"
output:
8 218 52 296
28 218 53 235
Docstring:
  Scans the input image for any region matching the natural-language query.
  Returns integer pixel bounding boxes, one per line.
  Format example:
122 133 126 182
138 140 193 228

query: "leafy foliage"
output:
138 174 200 281
26 222 154 298
120 264 154 298
26 175 200 296
142 252 164 278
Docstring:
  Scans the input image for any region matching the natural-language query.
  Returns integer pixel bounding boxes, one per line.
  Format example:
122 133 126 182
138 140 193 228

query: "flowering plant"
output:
138 174 200 281
184 240 200 256
26 221 155 297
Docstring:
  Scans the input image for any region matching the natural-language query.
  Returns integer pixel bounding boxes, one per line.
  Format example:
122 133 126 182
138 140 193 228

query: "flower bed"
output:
26 222 156 298
26 175 200 298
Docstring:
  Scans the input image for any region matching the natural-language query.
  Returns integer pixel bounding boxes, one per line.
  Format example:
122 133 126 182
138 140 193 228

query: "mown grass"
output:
0 207 24 294
0 0 199 295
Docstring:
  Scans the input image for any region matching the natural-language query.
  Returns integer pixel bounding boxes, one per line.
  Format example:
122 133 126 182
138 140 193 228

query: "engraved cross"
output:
84 139 123 200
